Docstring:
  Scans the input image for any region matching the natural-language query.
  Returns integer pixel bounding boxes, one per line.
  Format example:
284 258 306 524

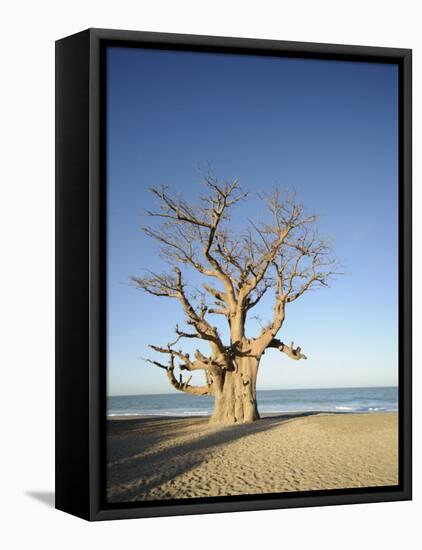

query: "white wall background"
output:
0 1 419 548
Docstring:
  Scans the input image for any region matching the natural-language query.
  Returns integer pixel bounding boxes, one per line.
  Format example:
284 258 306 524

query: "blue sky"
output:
106 46 398 396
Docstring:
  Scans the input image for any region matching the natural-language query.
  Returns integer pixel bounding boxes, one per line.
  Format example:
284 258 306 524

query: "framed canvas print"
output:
55 28 412 521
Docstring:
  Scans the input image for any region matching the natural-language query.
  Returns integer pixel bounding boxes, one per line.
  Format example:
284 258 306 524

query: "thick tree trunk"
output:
210 357 260 424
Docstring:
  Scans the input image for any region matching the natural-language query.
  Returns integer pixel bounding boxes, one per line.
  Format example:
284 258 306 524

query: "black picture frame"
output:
55 28 412 521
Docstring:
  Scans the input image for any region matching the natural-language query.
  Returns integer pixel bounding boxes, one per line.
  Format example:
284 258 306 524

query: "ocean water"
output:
107 386 398 417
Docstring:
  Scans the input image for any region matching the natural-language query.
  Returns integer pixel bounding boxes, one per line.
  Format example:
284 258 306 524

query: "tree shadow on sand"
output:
107 412 319 502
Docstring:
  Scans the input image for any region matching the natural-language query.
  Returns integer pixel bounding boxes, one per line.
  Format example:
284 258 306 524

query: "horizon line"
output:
108 384 398 398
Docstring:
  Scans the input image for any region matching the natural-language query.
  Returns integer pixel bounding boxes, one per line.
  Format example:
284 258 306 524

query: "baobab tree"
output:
133 178 337 424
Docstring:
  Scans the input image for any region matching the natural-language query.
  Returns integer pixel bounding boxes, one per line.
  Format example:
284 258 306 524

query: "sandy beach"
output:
107 412 398 503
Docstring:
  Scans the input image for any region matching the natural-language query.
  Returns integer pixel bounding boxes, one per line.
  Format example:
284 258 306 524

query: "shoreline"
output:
107 412 398 502
107 410 397 421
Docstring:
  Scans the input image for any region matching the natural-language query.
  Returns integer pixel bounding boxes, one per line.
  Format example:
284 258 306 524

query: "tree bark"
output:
210 357 260 424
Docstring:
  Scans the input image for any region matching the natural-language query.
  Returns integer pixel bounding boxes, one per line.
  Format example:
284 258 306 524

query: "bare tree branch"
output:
143 178 248 307
267 338 307 360
145 349 215 396
132 267 226 354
